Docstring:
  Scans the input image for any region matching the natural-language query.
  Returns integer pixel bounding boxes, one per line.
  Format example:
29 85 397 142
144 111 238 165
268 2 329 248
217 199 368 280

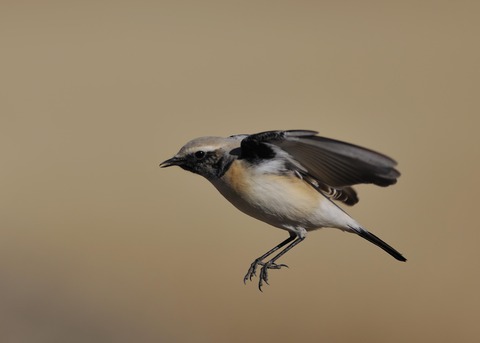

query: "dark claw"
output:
268 263 288 270
257 261 289 291
258 266 269 291
243 259 264 284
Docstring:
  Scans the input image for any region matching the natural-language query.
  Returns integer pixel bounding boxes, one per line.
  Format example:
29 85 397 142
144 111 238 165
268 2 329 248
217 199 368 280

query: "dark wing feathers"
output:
280 131 400 187
303 174 359 206
240 130 400 206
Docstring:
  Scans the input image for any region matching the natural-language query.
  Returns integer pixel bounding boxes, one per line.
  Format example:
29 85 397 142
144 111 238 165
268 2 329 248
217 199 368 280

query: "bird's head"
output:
160 136 240 179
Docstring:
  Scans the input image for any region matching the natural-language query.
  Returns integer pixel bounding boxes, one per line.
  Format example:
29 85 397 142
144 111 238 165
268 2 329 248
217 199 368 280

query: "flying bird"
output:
160 130 406 290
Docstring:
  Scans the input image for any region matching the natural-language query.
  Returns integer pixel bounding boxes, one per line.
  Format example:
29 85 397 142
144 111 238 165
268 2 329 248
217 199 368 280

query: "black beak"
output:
159 156 184 168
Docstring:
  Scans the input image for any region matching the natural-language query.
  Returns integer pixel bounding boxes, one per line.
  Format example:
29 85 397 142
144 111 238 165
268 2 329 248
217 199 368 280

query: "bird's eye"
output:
194 151 206 159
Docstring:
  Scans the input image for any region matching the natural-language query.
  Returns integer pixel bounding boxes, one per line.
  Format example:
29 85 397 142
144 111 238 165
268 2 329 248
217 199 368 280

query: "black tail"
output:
354 228 407 262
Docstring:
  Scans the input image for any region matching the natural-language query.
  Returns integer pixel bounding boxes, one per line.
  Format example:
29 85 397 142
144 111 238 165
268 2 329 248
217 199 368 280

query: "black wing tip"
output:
355 229 407 262
373 168 401 187
339 187 359 206
344 198 359 206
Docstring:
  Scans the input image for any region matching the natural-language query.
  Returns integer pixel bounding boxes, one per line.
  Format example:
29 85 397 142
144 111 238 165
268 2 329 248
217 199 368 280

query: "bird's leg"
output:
258 236 305 291
243 234 295 284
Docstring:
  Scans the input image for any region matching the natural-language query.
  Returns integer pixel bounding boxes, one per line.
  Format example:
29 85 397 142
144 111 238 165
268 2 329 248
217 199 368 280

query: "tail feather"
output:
351 227 407 262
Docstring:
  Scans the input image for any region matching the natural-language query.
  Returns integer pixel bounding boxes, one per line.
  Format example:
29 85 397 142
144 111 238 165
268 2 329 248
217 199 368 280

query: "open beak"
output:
159 156 184 168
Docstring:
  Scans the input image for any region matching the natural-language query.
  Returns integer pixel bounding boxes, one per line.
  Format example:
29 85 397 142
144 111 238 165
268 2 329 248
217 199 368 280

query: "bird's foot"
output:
243 259 263 284
257 261 288 291
243 259 288 290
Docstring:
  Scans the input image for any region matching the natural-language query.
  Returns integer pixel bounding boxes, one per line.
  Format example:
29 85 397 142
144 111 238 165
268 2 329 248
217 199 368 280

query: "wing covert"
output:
238 130 399 206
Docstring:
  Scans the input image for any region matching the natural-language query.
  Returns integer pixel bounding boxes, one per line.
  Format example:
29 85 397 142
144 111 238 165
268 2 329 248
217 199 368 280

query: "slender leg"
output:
258 236 305 291
243 233 296 284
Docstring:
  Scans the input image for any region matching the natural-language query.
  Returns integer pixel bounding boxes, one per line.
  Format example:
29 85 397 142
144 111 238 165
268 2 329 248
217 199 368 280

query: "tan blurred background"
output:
1 1 479 342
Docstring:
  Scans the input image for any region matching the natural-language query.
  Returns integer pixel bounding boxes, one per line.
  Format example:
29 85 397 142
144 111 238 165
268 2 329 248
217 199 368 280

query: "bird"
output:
160 130 406 290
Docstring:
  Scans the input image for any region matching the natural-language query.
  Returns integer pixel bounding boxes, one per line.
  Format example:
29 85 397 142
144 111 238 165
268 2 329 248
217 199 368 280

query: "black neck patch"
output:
239 140 276 161
215 154 236 178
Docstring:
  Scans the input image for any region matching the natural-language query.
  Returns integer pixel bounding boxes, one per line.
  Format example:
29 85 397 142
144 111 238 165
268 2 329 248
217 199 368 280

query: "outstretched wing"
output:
240 130 400 206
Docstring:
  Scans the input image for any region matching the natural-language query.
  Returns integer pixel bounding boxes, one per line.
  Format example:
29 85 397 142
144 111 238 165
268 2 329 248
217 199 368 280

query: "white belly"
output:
211 161 358 231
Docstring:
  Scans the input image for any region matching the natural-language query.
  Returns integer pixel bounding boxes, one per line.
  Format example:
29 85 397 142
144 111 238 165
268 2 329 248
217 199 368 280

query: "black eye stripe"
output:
194 151 206 159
